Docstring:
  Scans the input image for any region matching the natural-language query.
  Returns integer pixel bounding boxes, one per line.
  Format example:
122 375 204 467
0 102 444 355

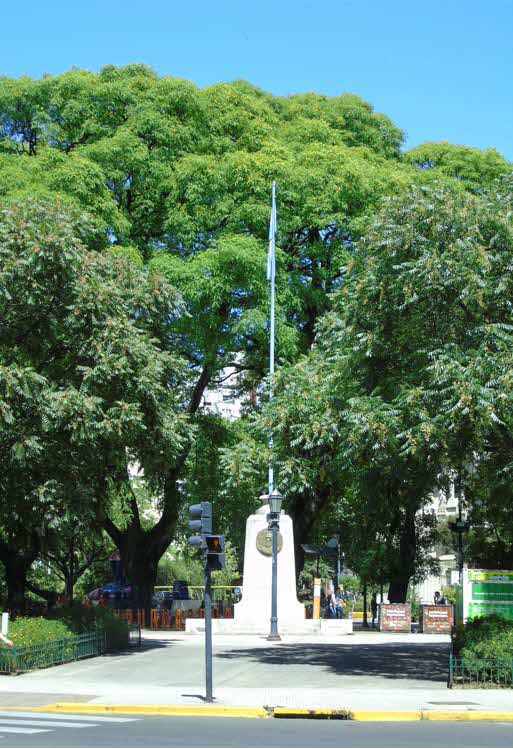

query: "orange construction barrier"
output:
137 609 145 628
150 609 158 629
175 609 183 630
161 610 171 629
212 608 218 619
200 608 205 619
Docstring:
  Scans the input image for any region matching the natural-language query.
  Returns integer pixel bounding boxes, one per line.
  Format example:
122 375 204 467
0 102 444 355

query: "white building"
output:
201 365 246 420
414 484 461 604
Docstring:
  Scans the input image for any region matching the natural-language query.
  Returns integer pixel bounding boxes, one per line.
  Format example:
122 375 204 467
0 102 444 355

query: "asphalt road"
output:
1 715 513 748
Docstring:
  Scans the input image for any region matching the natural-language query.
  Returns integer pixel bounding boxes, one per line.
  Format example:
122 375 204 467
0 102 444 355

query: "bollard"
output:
313 577 321 620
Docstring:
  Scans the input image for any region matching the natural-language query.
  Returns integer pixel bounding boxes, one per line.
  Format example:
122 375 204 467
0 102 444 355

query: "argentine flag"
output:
267 181 277 281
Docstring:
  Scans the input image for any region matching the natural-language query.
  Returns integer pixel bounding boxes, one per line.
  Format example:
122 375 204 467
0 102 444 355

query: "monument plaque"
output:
256 529 283 556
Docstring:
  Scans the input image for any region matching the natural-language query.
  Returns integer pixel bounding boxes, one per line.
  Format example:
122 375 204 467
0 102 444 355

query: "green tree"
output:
405 141 511 192
3 66 510 607
0 198 185 611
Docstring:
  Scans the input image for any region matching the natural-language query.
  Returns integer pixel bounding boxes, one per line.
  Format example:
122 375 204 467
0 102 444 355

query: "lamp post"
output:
263 488 283 641
450 472 470 585
327 537 340 588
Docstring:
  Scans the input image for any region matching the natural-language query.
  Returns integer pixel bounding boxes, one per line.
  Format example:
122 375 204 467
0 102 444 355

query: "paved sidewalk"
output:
1 631 511 713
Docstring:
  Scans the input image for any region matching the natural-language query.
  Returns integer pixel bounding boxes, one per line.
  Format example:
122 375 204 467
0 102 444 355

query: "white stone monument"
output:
186 499 353 635
229 499 306 633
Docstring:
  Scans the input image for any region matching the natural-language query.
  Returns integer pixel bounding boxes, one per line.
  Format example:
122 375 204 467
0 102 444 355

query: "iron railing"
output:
449 653 513 688
0 630 105 674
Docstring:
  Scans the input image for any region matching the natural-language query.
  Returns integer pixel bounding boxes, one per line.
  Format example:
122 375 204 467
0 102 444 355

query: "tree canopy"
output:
0 65 512 607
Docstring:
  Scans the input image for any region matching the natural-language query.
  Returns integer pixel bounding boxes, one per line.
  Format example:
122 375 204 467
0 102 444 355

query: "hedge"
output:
49 605 129 651
453 614 513 660
2 607 129 652
5 617 74 648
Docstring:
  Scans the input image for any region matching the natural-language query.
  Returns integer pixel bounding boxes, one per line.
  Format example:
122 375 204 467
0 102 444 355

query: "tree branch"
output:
104 516 122 547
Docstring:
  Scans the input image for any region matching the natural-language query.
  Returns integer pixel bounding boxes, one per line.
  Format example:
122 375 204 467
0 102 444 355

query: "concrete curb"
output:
28 703 269 719
10 704 513 721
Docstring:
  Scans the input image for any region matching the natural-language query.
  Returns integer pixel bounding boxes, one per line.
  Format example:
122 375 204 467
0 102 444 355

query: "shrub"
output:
455 615 513 661
50 605 129 651
3 617 73 649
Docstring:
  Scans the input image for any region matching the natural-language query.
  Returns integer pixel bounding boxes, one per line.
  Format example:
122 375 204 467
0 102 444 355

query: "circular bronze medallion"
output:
256 529 283 556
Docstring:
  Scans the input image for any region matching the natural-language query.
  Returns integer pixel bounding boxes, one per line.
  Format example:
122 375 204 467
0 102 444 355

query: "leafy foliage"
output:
4 617 72 648
1 65 511 607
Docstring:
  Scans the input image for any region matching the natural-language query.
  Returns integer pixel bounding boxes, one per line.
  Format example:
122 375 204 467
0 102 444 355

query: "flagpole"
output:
266 181 282 641
268 180 276 495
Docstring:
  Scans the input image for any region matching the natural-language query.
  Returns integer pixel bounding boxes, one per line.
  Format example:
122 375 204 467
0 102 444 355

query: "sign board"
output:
420 605 453 633
450 570 460 585
379 603 411 632
461 569 513 623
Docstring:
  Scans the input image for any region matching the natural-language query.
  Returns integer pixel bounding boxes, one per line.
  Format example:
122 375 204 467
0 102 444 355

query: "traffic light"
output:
188 502 212 549
205 534 225 571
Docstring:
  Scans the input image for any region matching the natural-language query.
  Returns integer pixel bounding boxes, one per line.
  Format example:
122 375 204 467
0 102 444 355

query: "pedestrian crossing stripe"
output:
0 710 137 736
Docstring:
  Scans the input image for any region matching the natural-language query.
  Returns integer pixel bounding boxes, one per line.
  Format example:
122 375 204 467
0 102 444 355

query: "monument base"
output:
185 618 353 636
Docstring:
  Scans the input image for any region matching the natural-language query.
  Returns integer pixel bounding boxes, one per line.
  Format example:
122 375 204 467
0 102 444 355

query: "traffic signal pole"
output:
204 566 213 702
188 502 225 703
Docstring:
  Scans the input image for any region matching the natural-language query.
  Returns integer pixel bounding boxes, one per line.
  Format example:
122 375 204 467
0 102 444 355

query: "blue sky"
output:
3 0 512 159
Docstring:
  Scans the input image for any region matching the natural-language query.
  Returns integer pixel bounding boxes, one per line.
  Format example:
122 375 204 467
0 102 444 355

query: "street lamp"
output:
262 488 283 641
327 536 340 587
449 473 470 585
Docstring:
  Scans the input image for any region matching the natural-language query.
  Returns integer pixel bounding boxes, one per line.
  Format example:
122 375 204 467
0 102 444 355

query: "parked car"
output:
151 590 175 608
87 582 132 602
173 580 190 600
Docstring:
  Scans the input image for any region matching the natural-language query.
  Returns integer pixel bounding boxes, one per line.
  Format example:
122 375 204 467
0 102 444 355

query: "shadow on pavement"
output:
100 638 178 657
216 642 450 682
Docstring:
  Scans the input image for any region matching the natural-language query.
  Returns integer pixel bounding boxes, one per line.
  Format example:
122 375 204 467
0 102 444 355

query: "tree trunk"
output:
65 574 74 605
0 535 40 615
118 533 163 618
5 558 29 614
291 489 332 581
105 478 181 621
26 581 58 610
362 580 369 628
387 503 417 603
388 577 410 604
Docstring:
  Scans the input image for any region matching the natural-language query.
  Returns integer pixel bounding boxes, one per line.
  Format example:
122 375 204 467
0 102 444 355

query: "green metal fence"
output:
449 654 513 688
0 630 106 674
